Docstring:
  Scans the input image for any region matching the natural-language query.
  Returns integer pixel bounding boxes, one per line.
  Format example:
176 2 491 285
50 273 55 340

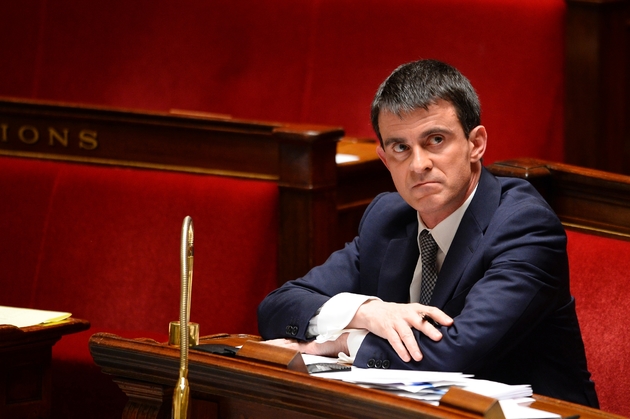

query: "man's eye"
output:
430 136 444 145
392 143 408 152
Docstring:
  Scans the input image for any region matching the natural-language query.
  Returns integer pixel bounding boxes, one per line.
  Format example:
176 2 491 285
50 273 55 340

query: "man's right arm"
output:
258 193 401 341
257 236 363 341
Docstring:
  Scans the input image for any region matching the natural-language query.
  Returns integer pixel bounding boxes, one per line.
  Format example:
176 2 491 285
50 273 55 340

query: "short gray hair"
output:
371 59 481 145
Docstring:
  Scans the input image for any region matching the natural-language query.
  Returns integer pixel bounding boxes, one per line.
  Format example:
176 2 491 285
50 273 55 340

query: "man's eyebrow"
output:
421 126 454 137
382 126 454 147
382 137 405 147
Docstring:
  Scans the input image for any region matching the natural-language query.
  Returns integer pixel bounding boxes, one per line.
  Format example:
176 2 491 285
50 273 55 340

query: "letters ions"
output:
0 123 98 150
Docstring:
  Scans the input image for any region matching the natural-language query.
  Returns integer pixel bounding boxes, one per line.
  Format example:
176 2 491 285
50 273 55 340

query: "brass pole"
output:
172 216 194 419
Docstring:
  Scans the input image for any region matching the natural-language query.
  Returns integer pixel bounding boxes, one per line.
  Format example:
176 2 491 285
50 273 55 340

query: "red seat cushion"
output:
566 229 630 417
0 156 279 336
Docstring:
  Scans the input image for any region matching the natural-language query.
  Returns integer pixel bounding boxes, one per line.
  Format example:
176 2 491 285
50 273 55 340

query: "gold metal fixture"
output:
170 216 195 419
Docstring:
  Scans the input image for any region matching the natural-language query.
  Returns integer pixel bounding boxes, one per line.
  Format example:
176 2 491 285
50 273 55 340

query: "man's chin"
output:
405 194 442 213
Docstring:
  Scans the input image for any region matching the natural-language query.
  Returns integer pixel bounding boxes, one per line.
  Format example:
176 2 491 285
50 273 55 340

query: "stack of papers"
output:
310 367 531 401
302 355 560 419
0 306 72 328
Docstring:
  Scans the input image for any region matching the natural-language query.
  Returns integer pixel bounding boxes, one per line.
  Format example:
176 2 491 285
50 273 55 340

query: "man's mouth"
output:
413 180 438 188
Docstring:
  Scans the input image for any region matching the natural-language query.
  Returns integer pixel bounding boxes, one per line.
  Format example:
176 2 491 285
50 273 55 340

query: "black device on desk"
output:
307 363 351 374
194 344 350 374
194 344 239 357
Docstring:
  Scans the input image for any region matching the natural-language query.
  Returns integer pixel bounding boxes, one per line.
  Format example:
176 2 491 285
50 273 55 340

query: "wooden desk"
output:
89 333 624 419
0 318 90 419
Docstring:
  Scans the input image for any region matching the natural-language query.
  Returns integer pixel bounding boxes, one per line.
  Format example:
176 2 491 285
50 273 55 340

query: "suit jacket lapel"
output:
377 220 419 303
430 168 501 307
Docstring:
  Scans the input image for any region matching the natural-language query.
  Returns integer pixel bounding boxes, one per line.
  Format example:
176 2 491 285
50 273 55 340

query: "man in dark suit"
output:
257 59 598 407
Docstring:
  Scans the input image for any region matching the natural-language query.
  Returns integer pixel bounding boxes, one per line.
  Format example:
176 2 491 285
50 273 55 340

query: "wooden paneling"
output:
0 319 90 418
487 157 630 239
565 0 630 174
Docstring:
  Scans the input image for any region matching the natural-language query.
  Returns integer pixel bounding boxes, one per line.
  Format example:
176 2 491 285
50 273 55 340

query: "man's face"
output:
376 100 486 228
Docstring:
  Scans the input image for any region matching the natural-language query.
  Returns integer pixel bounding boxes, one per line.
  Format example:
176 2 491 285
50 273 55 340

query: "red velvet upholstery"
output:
1 157 278 334
1 0 565 165
0 156 278 418
566 230 630 417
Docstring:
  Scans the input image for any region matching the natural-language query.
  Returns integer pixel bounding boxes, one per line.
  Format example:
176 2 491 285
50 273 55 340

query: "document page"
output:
0 306 71 328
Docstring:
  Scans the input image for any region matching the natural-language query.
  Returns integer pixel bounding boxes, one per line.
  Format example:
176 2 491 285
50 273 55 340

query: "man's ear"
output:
376 145 390 169
468 125 487 163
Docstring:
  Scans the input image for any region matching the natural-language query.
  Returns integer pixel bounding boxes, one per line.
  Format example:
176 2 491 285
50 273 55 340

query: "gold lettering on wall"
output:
78 130 98 150
18 126 39 144
48 128 69 147
0 123 99 151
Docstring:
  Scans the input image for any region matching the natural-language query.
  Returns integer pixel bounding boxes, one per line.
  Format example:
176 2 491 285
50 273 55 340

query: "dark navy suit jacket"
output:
258 168 598 407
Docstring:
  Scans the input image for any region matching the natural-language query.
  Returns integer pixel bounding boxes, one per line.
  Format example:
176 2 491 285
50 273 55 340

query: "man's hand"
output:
262 332 349 358
348 300 453 362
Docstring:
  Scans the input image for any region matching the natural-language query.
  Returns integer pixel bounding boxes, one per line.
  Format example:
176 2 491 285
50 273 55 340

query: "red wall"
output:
1 0 566 165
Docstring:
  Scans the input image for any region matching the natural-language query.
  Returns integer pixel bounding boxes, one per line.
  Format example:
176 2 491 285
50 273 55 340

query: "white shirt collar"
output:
417 184 478 258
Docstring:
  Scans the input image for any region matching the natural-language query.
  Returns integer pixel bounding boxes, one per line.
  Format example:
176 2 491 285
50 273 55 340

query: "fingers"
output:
352 301 453 363
306 333 349 357
263 335 350 358
384 322 421 362
416 312 445 341
397 324 423 362
408 305 454 343
422 306 454 327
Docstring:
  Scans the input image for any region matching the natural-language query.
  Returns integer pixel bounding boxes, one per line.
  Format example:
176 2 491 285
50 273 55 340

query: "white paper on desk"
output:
459 378 532 399
393 380 470 394
301 354 341 365
313 367 472 385
336 153 360 164
308 364 558 419
316 368 530 400
0 306 71 328
499 399 561 419
383 388 445 402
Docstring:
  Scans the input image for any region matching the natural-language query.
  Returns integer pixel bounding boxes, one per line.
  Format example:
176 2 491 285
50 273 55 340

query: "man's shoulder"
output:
360 191 416 233
489 174 561 227
472 169 559 229
495 175 548 205
368 191 412 213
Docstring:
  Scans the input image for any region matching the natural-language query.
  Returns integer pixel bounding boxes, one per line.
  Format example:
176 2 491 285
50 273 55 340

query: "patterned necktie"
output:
419 229 439 305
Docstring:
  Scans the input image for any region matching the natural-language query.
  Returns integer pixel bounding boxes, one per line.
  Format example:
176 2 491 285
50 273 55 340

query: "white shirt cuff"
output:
340 328 369 362
307 293 376 361
309 292 377 340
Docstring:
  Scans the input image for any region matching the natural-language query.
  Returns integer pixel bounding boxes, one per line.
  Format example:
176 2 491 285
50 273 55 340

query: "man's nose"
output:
409 146 432 173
